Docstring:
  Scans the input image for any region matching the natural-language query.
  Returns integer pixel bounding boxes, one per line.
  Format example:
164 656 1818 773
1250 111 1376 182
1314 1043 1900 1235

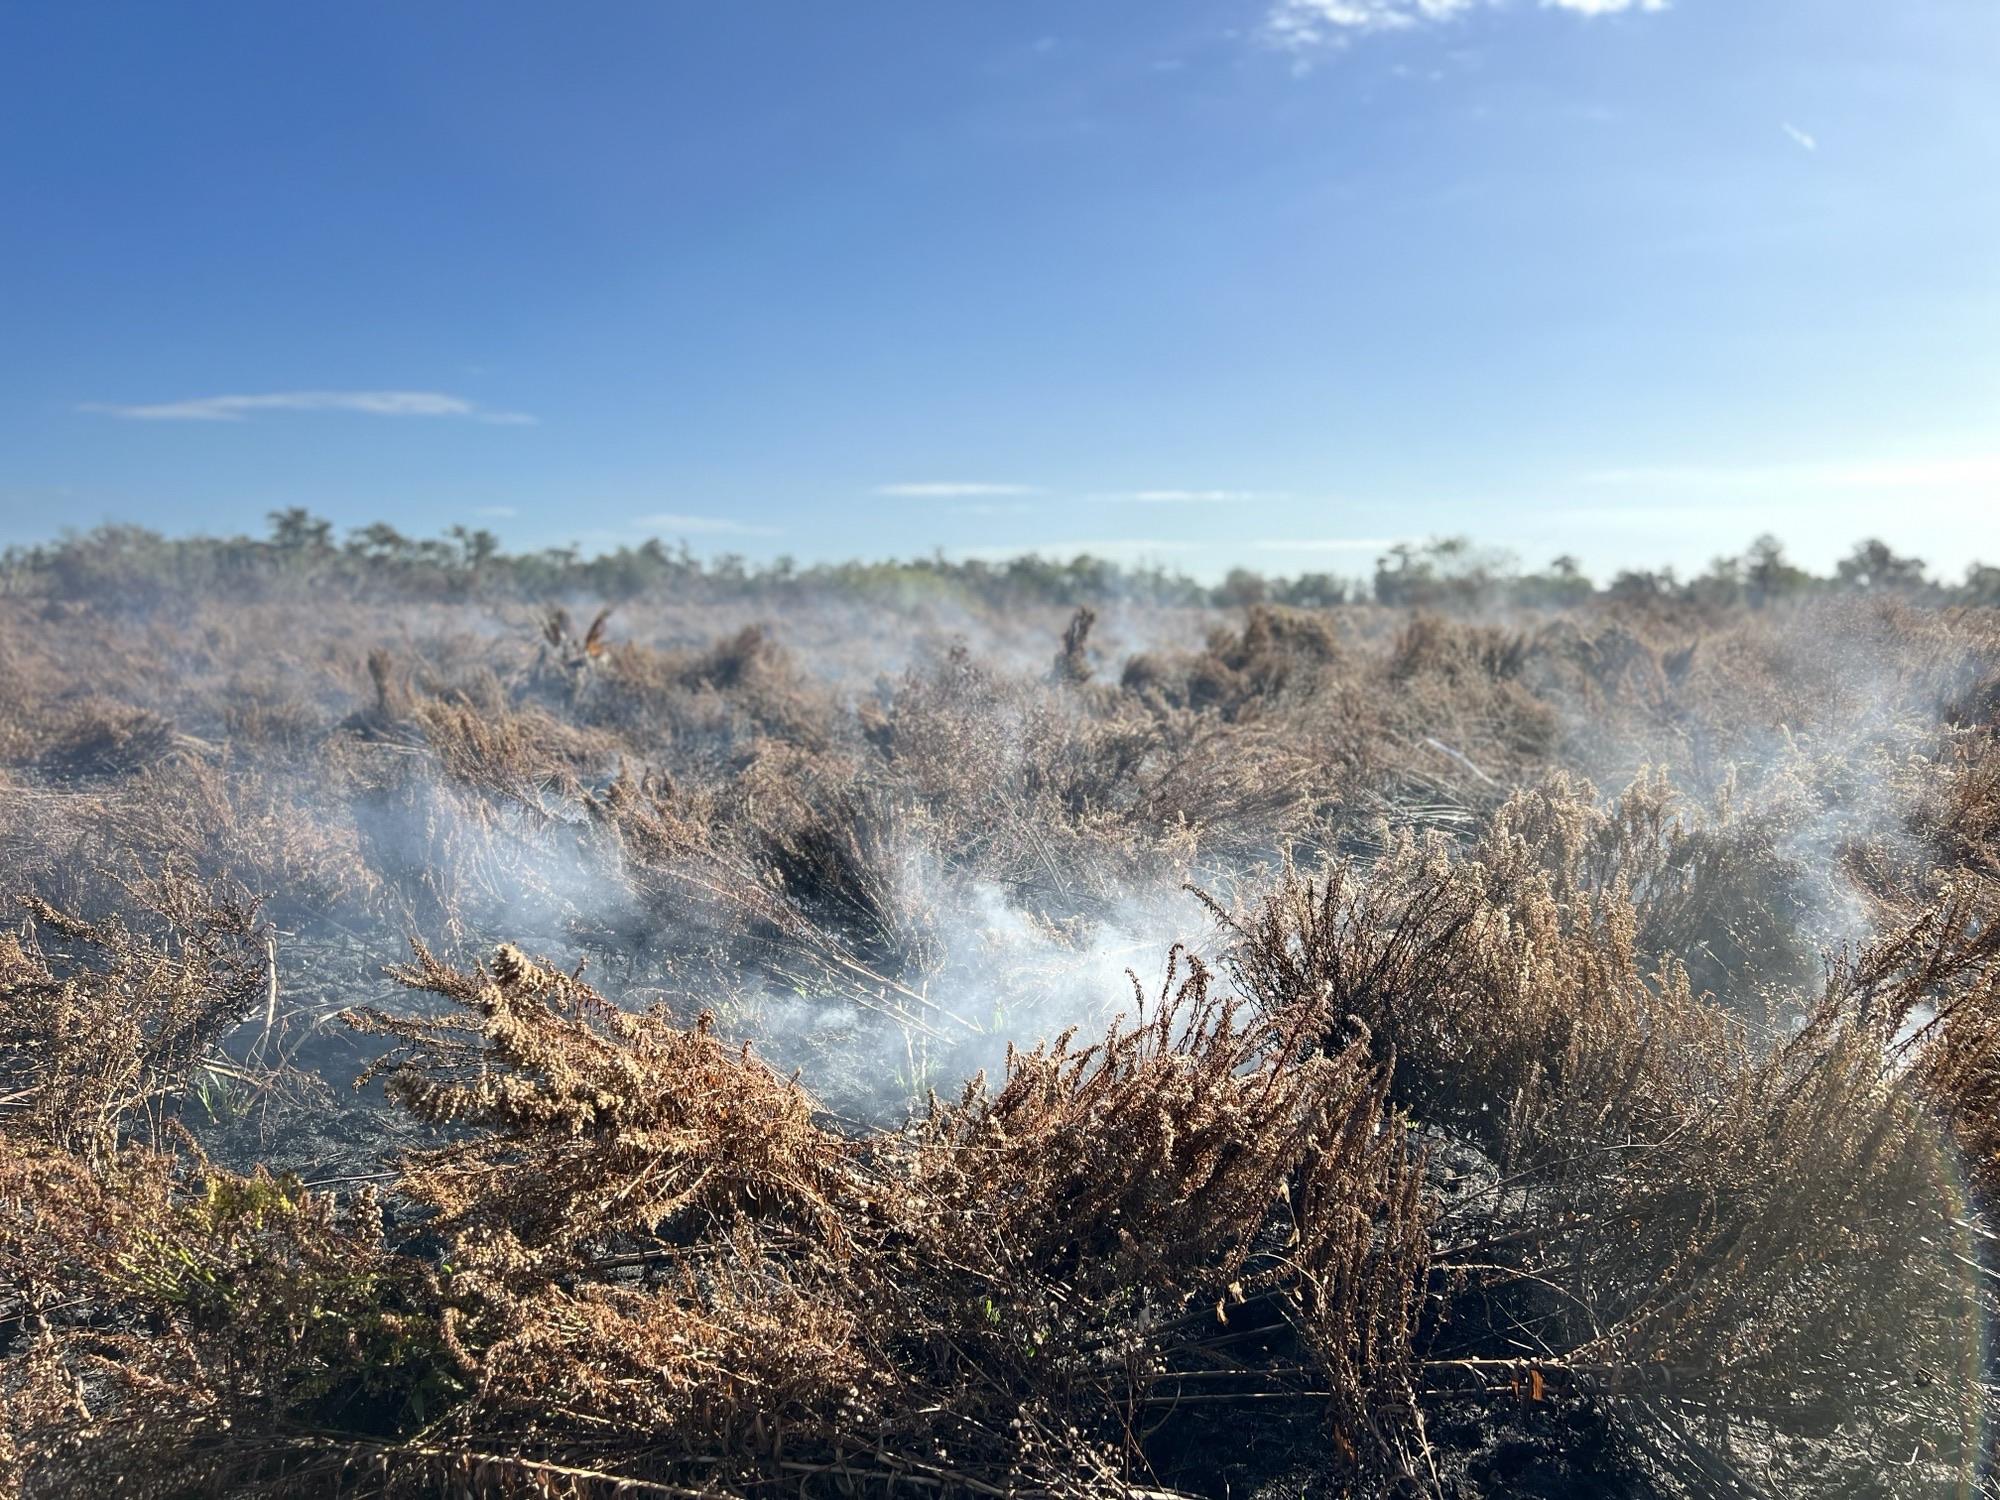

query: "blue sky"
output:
2 0 1995 582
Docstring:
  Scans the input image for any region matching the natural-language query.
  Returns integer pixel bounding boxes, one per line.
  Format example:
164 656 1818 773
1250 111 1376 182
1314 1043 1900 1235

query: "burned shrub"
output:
32 703 178 781
0 1144 444 1500
1123 604 1343 718
321 944 1435 1496
0 874 268 1162
1052 605 1098 684
1217 786 1988 1498
526 606 612 708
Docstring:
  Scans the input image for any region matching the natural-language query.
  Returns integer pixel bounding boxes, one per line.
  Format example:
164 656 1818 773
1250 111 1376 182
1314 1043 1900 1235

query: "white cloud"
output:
1267 0 1664 51
1781 121 1818 152
1268 0 1476 46
81 390 536 425
1542 0 1667 14
470 505 518 519
1105 488 1283 504
633 512 784 537
956 501 1037 517
876 482 1040 497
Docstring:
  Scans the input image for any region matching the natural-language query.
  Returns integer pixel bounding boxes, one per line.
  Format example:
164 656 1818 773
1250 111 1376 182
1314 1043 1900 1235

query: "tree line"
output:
2 508 1992 612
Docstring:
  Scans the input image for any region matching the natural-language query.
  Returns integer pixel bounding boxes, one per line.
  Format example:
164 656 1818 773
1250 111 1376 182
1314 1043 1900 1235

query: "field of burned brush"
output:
2 586 1999 1499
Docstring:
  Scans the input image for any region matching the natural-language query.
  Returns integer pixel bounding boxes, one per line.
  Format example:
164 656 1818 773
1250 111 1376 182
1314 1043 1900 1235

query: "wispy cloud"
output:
633 512 784 537
1781 121 1818 153
1583 456 2000 494
875 481 1040 498
1102 488 1284 504
1543 0 1668 13
81 389 536 425
1267 0 1666 53
470 505 518 519
956 501 1038 517
1269 0 1475 44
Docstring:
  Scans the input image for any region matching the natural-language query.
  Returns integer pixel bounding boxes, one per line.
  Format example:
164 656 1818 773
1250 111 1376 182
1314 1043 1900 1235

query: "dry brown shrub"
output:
867 641 1332 895
0 1143 435 1500
583 622 834 750
1123 604 1342 719
1387 615 1528 686
351 942 851 1279
318 944 1433 1496
144 762 382 922
0 874 267 1161
910 950 1432 1480
1536 1007 1980 1497
743 761 940 978
1218 777 1989 1497
409 695 609 804
0 760 381 927
1837 868 2000 1197
1052 604 1098 684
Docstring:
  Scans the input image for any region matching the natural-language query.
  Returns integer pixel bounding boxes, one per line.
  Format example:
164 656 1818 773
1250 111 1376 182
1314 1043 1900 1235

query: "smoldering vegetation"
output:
3 572 2000 1500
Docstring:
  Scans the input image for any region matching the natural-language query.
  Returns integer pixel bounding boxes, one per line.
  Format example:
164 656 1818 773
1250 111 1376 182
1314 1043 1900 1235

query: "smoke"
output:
725 857 1228 1123
30 574 1986 1134
1708 609 1961 968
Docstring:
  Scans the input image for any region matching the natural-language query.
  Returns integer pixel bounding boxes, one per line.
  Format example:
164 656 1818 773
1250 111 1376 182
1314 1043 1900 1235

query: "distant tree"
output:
635 536 697 579
1836 538 1927 593
1744 534 1811 608
267 508 333 553
1217 567 1269 608
1688 553 1745 609
1372 543 1420 607
449 525 501 571
1515 554 1594 609
346 522 414 563
1608 567 1677 603
1374 537 1513 610
1272 572 1354 608
1962 564 2000 607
